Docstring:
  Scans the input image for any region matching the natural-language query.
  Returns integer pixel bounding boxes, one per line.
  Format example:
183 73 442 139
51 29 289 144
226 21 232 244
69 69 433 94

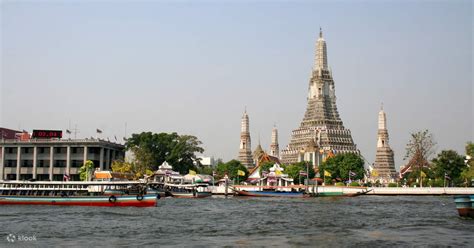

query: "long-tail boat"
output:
164 182 212 198
454 195 474 218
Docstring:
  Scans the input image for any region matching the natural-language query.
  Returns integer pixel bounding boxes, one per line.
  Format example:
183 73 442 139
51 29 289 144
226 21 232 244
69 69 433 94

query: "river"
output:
1 196 472 247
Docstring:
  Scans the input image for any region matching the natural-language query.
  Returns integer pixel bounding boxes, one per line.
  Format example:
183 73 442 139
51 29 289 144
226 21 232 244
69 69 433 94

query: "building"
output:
371 106 397 184
238 109 253 168
281 29 358 166
269 125 280 158
247 163 293 186
0 131 125 181
0 128 22 140
197 156 216 167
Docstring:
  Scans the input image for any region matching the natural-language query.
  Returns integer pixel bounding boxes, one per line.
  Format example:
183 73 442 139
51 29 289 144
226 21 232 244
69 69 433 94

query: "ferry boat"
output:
453 195 474 218
0 181 159 207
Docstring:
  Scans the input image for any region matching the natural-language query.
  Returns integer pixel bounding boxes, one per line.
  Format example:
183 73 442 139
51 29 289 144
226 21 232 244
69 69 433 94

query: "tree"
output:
167 135 204 174
285 162 315 184
111 160 153 179
198 166 214 175
259 161 275 174
319 153 365 182
216 159 248 181
461 142 474 186
125 132 204 174
431 150 466 186
404 130 436 186
79 160 95 181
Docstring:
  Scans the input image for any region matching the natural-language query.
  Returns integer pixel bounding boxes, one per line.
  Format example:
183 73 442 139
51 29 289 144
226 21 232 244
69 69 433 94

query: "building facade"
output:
0 138 125 181
281 29 358 165
371 106 397 184
238 109 253 168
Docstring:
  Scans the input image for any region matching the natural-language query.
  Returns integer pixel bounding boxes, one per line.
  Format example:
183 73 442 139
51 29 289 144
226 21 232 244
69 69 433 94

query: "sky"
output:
1 0 472 169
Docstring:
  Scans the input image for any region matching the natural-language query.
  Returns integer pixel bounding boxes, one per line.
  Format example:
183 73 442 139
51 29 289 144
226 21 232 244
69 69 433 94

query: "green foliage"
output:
286 162 315 184
79 160 94 181
335 182 345 186
125 132 204 174
403 167 433 187
388 183 398 187
462 142 474 186
324 178 333 185
111 160 133 174
431 150 466 186
319 153 365 181
198 166 214 175
216 160 248 181
259 161 275 174
111 160 153 179
349 182 360 187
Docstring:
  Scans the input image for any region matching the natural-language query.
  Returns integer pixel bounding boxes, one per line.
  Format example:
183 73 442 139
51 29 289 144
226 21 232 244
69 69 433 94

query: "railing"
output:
0 138 124 145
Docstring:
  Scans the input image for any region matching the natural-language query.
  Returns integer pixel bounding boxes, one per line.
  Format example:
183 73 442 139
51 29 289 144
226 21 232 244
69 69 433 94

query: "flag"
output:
299 170 308 176
349 171 356 177
420 171 426 178
371 170 379 177
324 170 331 177
237 170 245 176
96 129 102 134
66 129 71 134
189 170 197 175
275 169 282 176
444 173 451 180
63 174 70 181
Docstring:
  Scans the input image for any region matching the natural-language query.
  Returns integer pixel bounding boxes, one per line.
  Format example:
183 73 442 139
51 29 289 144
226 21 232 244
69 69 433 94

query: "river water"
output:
1 196 472 247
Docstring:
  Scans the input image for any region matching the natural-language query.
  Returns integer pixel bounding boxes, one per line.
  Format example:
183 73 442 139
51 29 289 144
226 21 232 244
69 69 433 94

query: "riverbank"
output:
211 185 474 196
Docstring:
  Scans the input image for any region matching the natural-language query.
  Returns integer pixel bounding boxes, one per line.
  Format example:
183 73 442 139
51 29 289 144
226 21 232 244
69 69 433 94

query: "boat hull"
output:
236 190 306 198
0 194 158 207
454 195 474 218
171 191 212 198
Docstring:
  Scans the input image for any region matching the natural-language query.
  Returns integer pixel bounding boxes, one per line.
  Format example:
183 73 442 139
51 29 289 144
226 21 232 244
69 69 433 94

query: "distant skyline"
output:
1 0 472 169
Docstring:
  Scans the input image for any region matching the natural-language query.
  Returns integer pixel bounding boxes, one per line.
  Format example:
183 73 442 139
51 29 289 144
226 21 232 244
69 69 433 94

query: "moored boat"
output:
235 189 306 198
165 183 212 198
454 195 474 218
0 180 158 207
0 194 157 207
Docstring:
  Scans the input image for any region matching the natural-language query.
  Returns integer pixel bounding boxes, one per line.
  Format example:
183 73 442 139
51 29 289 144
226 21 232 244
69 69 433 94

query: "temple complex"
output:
372 105 397 183
238 109 253 168
281 29 358 166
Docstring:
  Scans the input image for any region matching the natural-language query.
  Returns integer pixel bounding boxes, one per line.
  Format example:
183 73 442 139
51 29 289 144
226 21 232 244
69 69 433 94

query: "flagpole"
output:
443 172 446 188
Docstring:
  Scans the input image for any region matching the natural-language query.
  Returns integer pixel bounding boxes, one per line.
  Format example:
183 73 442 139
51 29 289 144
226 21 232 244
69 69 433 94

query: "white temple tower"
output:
281 28 358 165
238 109 253 168
270 125 280 158
372 105 397 184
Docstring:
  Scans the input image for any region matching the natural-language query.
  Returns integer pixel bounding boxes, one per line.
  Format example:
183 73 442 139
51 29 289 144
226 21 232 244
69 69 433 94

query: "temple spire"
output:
315 27 328 70
238 108 253 168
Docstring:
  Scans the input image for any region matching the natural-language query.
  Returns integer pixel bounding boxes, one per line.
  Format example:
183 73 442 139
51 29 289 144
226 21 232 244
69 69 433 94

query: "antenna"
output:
72 125 79 139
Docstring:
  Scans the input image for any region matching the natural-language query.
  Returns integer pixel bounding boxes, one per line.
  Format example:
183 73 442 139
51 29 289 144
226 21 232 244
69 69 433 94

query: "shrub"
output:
388 183 398 187
349 182 360 187
335 182 345 186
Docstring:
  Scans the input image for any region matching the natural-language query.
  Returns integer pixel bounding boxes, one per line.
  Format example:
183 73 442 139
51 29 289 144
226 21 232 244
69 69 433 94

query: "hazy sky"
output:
1 0 472 169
